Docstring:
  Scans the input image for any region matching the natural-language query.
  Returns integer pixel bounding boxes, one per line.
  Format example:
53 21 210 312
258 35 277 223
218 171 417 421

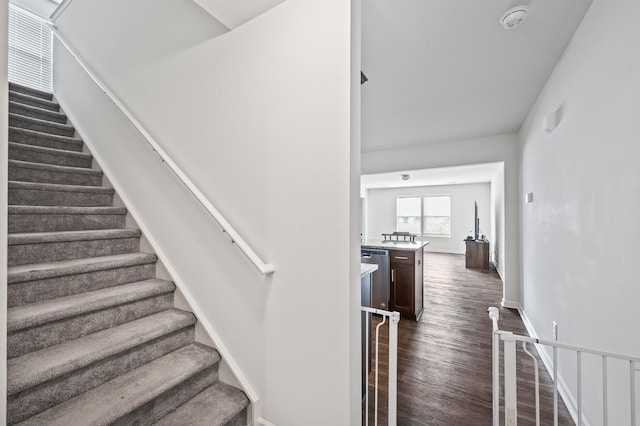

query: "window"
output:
8 4 53 92
397 195 451 237
423 196 451 236
396 197 422 235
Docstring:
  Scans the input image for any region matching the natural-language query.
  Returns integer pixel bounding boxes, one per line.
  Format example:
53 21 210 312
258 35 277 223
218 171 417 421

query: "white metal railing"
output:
49 26 275 276
488 307 640 426
362 307 399 426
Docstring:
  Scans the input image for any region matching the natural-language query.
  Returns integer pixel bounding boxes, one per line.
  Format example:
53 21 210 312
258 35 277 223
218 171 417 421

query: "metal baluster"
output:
631 361 636 426
488 307 500 426
504 334 517 426
603 356 608 426
364 312 370 426
577 351 582 426
493 331 500 426
374 316 387 426
388 312 400 426
522 342 540 426
553 346 558 426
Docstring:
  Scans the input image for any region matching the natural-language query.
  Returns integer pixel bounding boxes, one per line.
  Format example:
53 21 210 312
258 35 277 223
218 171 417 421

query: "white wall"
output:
490 163 505 276
1 0 9 418
366 183 491 254
349 0 363 423
54 0 357 424
519 0 640 423
362 134 518 305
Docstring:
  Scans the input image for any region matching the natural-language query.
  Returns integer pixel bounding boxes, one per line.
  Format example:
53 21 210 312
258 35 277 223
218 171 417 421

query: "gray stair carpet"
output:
6 81 249 425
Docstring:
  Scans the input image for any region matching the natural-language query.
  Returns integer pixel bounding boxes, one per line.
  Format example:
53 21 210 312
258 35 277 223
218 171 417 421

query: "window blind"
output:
8 4 53 92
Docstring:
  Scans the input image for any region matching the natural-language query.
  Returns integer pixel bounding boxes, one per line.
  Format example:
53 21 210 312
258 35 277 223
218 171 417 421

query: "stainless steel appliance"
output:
361 249 390 310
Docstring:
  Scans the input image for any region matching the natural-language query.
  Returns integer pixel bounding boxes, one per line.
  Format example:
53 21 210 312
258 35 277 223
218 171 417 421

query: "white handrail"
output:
50 26 275 276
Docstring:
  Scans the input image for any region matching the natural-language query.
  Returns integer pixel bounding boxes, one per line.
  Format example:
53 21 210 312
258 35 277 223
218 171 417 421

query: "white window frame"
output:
396 195 451 238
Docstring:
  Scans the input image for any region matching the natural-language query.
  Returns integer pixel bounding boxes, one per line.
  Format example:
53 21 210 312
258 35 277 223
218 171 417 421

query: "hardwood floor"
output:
364 252 574 425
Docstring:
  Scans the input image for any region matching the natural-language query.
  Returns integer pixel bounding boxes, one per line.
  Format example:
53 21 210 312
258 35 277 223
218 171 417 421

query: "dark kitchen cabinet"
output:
389 247 424 321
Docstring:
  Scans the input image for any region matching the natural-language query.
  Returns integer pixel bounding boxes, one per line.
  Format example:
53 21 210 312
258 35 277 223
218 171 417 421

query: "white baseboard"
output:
424 248 465 255
501 299 520 310
517 308 590 426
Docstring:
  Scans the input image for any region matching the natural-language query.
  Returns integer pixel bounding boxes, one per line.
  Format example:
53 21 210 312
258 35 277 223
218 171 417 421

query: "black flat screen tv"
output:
474 201 479 241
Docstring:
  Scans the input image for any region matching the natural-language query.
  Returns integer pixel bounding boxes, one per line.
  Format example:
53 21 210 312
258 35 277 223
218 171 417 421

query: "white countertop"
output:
361 240 429 251
361 263 378 277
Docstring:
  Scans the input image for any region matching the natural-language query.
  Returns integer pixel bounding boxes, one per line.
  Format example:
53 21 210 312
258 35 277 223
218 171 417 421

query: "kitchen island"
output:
361 240 428 321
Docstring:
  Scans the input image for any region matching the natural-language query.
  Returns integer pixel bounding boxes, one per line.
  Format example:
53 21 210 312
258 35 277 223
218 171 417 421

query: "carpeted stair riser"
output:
224 410 249 426
8 236 139 266
7 254 157 307
9 102 68 124
9 114 76 138
113 367 218 426
9 82 54 101
8 161 102 186
8 207 126 233
9 127 83 152
9 91 59 112
9 184 112 208
8 311 196 424
8 292 174 359
8 232 141 266
15 344 220 426
8 143 93 169
154 382 249 426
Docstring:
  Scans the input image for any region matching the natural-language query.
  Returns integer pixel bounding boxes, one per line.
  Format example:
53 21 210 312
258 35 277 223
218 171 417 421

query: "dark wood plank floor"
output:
364 252 574 426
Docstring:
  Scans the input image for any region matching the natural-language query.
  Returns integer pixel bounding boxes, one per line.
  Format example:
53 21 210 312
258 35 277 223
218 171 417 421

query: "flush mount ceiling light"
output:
401 174 410 181
500 5 530 30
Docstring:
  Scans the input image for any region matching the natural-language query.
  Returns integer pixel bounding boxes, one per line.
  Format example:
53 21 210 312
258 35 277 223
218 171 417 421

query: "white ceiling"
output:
361 0 593 152
192 0 286 29
10 0 60 19
361 162 502 190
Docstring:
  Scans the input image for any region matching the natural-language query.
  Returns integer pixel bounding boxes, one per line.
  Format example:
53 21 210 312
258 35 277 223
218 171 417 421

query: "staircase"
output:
6 82 250 425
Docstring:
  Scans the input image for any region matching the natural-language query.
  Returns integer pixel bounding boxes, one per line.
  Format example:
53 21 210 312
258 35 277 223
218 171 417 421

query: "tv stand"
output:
465 240 489 269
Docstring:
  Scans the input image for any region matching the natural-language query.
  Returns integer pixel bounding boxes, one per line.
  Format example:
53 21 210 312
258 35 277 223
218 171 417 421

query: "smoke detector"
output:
401 174 410 181
500 5 530 30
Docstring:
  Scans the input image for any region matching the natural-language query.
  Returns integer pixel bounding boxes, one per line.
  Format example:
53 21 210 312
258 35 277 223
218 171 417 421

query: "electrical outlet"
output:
553 321 558 340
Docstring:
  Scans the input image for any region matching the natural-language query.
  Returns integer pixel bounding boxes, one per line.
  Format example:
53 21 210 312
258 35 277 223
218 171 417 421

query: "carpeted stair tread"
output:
8 308 194 396
9 82 54 101
9 91 59 112
8 181 111 204
7 279 175 333
9 127 83 152
9 101 67 124
8 161 103 188
155 382 249 426
7 228 141 266
16 343 220 426
9 180 110 194
8 204 128 233
8 142 93 168
7 252 157 284
9 229 141 245
9 113 76 138
8 160 102 178
9 205 125 215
